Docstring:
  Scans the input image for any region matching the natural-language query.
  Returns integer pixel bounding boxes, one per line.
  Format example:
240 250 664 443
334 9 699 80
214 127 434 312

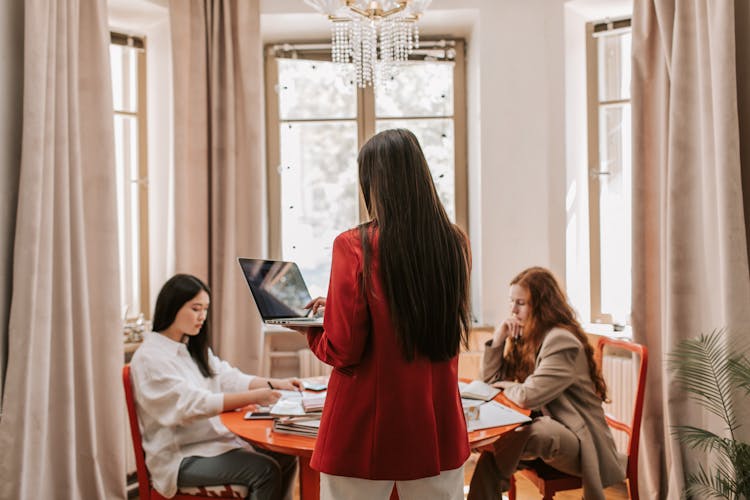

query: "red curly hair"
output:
510 267 608 402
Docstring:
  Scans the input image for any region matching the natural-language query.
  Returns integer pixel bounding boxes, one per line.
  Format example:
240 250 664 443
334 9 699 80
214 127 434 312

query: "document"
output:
466 400 531 432
459 380 502 401
269 399 306 416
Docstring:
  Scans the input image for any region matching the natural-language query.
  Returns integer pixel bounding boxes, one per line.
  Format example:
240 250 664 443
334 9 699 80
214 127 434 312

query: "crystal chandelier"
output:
304 0 432 87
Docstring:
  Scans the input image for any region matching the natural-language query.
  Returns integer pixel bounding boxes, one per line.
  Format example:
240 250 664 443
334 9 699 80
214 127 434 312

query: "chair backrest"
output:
595 337 648 482
123 364 153 500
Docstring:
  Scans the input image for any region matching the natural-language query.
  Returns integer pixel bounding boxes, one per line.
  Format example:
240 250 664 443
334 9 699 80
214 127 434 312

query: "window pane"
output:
598 104 631 324
597 32 631 102
114 114 141 316
110 45 138 112
278 59 357 120
279 121 359 296
375 61 454 117
376 118 455 221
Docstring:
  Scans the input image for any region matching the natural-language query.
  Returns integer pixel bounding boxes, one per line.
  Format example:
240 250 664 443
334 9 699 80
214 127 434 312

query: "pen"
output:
267 381 274 390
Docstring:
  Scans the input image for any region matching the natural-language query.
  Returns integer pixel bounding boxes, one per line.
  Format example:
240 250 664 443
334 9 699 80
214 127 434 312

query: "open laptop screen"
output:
238 258 313 320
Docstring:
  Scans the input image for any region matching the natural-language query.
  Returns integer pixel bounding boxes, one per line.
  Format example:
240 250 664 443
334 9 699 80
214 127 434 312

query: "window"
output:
265 41 467 295
586 19 632 325
110 33 150 320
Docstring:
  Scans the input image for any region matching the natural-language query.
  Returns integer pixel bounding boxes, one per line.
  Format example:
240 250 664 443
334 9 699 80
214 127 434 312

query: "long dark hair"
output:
358 128 471 362
152 274 214 377
511 267 607 401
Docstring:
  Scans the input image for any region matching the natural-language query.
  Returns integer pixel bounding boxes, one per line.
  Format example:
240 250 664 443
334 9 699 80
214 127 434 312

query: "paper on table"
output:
466 400 531 432
269 399 305 416
277 390 303 399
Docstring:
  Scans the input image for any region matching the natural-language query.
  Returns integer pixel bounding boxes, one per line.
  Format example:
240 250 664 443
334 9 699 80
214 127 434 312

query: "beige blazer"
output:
483 328 625 500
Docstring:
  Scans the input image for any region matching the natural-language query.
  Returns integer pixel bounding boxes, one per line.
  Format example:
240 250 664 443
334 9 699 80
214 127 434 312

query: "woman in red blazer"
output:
301 129 472 499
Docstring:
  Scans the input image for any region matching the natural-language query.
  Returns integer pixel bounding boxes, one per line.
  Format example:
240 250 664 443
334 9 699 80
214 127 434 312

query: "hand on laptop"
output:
305 297 326 317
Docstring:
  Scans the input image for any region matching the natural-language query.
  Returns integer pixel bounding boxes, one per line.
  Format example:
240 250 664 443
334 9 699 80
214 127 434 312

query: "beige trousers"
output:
320 464 465 500
467 416 581 500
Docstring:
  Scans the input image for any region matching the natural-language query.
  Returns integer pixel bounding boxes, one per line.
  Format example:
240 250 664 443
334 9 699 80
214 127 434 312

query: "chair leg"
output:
507 474 516 500
628 476 639 500
540 482 555 500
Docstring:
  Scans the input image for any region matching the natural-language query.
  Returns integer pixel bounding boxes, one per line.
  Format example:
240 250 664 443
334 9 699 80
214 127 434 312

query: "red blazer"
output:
307 227 470 480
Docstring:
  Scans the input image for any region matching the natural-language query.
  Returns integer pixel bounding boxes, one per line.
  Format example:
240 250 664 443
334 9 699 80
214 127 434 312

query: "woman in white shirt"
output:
130 274 302 499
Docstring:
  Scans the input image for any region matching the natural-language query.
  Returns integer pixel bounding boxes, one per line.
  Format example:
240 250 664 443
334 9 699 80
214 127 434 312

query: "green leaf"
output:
673 425 733 455
685 463 735 500
669 328 750 500
728 356 750 395
668 329 739 434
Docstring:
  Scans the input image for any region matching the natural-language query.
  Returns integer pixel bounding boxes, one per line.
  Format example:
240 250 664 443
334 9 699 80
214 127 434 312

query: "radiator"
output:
297 348 333 378
601 352 636 453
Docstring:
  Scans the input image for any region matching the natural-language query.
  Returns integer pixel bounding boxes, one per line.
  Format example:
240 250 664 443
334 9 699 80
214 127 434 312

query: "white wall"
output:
469 0 566 324
261 0 567 325
0 0 24 406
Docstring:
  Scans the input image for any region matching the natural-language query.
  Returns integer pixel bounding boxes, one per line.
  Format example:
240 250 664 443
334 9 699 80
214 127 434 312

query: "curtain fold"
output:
170 0 265 373
631 0 750 498
0 0 124 497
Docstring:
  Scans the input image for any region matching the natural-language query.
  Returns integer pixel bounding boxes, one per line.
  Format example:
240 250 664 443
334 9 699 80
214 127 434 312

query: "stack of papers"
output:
459 380 502 401
272 416 321 437
301 392 326 413
466 400 531 432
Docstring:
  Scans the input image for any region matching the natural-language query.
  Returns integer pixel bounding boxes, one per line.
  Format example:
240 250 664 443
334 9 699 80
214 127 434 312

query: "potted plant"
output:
669 328 750 499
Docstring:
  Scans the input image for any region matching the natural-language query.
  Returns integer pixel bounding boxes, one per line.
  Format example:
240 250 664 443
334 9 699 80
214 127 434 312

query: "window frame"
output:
263 39 468 261
585 19 632 325
110 32 150 319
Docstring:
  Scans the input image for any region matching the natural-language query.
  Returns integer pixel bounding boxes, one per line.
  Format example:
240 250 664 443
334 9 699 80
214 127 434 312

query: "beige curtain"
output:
170 0 265 373
0 0 125 498
631 0 750 498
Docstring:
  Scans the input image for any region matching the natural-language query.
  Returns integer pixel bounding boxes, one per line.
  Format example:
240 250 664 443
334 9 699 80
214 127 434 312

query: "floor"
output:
292 452 631 499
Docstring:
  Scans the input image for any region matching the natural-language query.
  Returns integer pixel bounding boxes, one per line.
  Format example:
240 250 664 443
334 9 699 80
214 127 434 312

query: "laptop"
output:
238 258 324 327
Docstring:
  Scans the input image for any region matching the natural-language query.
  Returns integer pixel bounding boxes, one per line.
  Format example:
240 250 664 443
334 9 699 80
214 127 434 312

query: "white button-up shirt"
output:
129 332 255 497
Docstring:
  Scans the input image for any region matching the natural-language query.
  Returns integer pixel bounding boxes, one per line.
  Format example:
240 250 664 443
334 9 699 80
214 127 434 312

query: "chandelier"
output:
303 0 432 87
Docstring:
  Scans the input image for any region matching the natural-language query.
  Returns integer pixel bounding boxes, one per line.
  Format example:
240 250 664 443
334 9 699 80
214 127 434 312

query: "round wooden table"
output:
221 392 528 500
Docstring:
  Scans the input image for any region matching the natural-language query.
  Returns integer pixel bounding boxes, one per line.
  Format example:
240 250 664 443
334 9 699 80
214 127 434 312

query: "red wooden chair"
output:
122 365 248 499
508 337 648 499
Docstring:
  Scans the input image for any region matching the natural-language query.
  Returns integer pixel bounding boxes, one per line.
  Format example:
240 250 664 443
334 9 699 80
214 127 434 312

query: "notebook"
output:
238 258 324 327
459 380 502 401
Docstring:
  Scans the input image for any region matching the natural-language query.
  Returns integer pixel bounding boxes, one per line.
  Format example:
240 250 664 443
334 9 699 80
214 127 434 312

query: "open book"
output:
459 380 502 401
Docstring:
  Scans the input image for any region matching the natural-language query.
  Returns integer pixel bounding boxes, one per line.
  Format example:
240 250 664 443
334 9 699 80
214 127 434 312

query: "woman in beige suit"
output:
467 267 625 500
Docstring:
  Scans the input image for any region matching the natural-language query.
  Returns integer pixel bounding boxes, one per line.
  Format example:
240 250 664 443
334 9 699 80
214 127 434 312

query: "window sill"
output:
583 322 632 341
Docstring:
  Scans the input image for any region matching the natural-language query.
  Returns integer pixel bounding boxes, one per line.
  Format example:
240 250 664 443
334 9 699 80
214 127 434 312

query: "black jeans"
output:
178 448 298 500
